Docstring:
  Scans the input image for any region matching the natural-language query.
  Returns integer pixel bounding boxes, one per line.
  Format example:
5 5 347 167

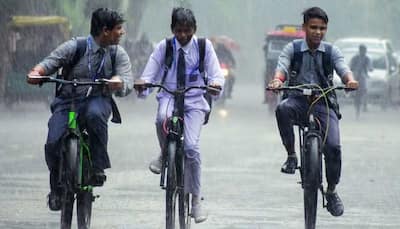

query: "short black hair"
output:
90 8 125 37
302 7 328 24
170 7 197 30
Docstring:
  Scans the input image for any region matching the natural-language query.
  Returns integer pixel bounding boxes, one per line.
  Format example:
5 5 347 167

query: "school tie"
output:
97 48 106 79
177 48 186 89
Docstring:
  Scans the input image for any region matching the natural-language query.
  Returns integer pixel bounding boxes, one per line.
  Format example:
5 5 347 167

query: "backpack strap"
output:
159 38 174 89
322 43 333 80
197 38 207 84
289 40 303 86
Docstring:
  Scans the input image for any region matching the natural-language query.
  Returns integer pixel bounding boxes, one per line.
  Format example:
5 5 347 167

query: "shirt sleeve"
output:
332 45 351 81
38 40 76 75
275 42 294 77
114 46 133 97
137 40 165 98
204 39 224 86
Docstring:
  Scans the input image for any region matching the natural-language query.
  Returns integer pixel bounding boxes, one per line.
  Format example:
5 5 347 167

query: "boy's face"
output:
303 18 327 47
104 23 125 45
172 23 195 47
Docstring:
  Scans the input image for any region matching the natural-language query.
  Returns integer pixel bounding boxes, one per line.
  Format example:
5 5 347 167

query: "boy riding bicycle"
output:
27 8 133 211
268 7 358 217
134 7 224 223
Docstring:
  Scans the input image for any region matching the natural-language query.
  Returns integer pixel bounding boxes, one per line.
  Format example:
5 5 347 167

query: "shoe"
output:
149 156 162 174
47 191 61 211
326 191 344 216
280 155 298 174
191 202 207 223
91 168 106 186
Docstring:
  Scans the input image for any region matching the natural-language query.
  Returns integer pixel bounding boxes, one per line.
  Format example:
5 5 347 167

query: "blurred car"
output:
333 37 400 108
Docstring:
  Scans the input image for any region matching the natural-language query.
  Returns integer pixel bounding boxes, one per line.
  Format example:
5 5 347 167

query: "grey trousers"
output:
275 96 342 185
156 97 205 196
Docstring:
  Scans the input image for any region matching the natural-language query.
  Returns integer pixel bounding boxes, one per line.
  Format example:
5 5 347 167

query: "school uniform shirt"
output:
139 35 224 112
276 39 351 84
38 35 133 97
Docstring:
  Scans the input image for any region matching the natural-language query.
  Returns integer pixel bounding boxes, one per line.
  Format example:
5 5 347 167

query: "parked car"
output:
333 37 400 108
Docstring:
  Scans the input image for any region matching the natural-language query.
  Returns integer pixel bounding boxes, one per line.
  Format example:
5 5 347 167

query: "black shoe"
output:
47 191 61 211
326 192 344 217
91 168 106 187
281 155 298 174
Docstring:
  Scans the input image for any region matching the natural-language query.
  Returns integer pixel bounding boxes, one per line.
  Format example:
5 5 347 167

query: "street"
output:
0 83 399 229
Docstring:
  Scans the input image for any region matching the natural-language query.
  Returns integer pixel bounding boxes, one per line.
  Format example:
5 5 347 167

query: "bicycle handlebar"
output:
28 75 110 86
266 85 355 96
136 83 221 95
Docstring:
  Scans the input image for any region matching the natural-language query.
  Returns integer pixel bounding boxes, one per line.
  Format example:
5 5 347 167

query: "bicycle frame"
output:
136 83 219 229
266 84 354 229
32 76 109 229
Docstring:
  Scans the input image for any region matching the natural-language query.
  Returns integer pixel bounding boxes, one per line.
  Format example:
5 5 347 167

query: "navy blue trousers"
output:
45 96 112 176
275 96 342 185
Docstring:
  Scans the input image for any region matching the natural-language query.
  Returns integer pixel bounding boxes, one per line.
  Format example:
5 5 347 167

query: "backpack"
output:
57 37 121 123
289 40 341 119
59 37 117 82
161 37 212 124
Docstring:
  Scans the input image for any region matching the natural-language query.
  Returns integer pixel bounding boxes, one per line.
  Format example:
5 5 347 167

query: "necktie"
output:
177 48 186 89
97 48 106 79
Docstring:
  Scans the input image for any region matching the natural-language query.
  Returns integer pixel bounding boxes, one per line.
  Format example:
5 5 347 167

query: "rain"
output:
0 0 399 228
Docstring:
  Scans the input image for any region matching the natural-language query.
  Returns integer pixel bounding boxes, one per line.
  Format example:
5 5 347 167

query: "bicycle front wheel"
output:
166 141 178 229
60 191 74 229
303 136 320 229
60 137 79 229
179 192 191 229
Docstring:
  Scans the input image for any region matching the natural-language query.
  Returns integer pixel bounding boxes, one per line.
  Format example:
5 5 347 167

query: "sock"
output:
327 184 337 194
192 195 201 206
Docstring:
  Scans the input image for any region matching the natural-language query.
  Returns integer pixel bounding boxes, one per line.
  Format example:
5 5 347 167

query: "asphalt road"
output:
0 83 399 229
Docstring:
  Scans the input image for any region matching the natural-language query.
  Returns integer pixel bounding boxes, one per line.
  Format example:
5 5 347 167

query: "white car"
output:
333 37 400 108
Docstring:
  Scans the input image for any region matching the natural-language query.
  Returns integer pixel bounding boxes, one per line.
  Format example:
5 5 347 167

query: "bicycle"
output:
29 75 112 229
135 82 220 229
267 84 353 229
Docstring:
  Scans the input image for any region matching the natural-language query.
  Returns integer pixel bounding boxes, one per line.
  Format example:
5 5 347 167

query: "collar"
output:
89 35 105 53
300 39 326 53
175 35 196 54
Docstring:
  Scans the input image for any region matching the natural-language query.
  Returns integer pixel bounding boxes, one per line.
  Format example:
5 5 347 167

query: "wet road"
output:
0 83 399 229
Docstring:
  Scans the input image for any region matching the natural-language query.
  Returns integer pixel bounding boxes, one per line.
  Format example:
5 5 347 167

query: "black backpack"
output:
289 40 341 119
60 37 117 81
161 37 212 124
57 37 121 123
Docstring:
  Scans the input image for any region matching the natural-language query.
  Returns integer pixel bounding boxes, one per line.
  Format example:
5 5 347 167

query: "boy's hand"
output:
134 79 147 93
346 79 359 89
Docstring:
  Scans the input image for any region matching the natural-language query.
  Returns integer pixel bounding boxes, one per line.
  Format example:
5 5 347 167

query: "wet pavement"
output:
0 83 399 229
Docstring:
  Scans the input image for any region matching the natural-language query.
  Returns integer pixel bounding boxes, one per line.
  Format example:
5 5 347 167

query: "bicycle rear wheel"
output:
179 192 191 229
166 141 178 229
77 191 93 229
303 136 320 229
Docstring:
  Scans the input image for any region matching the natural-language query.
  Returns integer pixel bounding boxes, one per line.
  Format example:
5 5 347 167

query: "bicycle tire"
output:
303 136 320 229
179 192 191 229
65 137 80 190
60 137 79 229
77 191 93 229
60 191 75 229
166 141 178 229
